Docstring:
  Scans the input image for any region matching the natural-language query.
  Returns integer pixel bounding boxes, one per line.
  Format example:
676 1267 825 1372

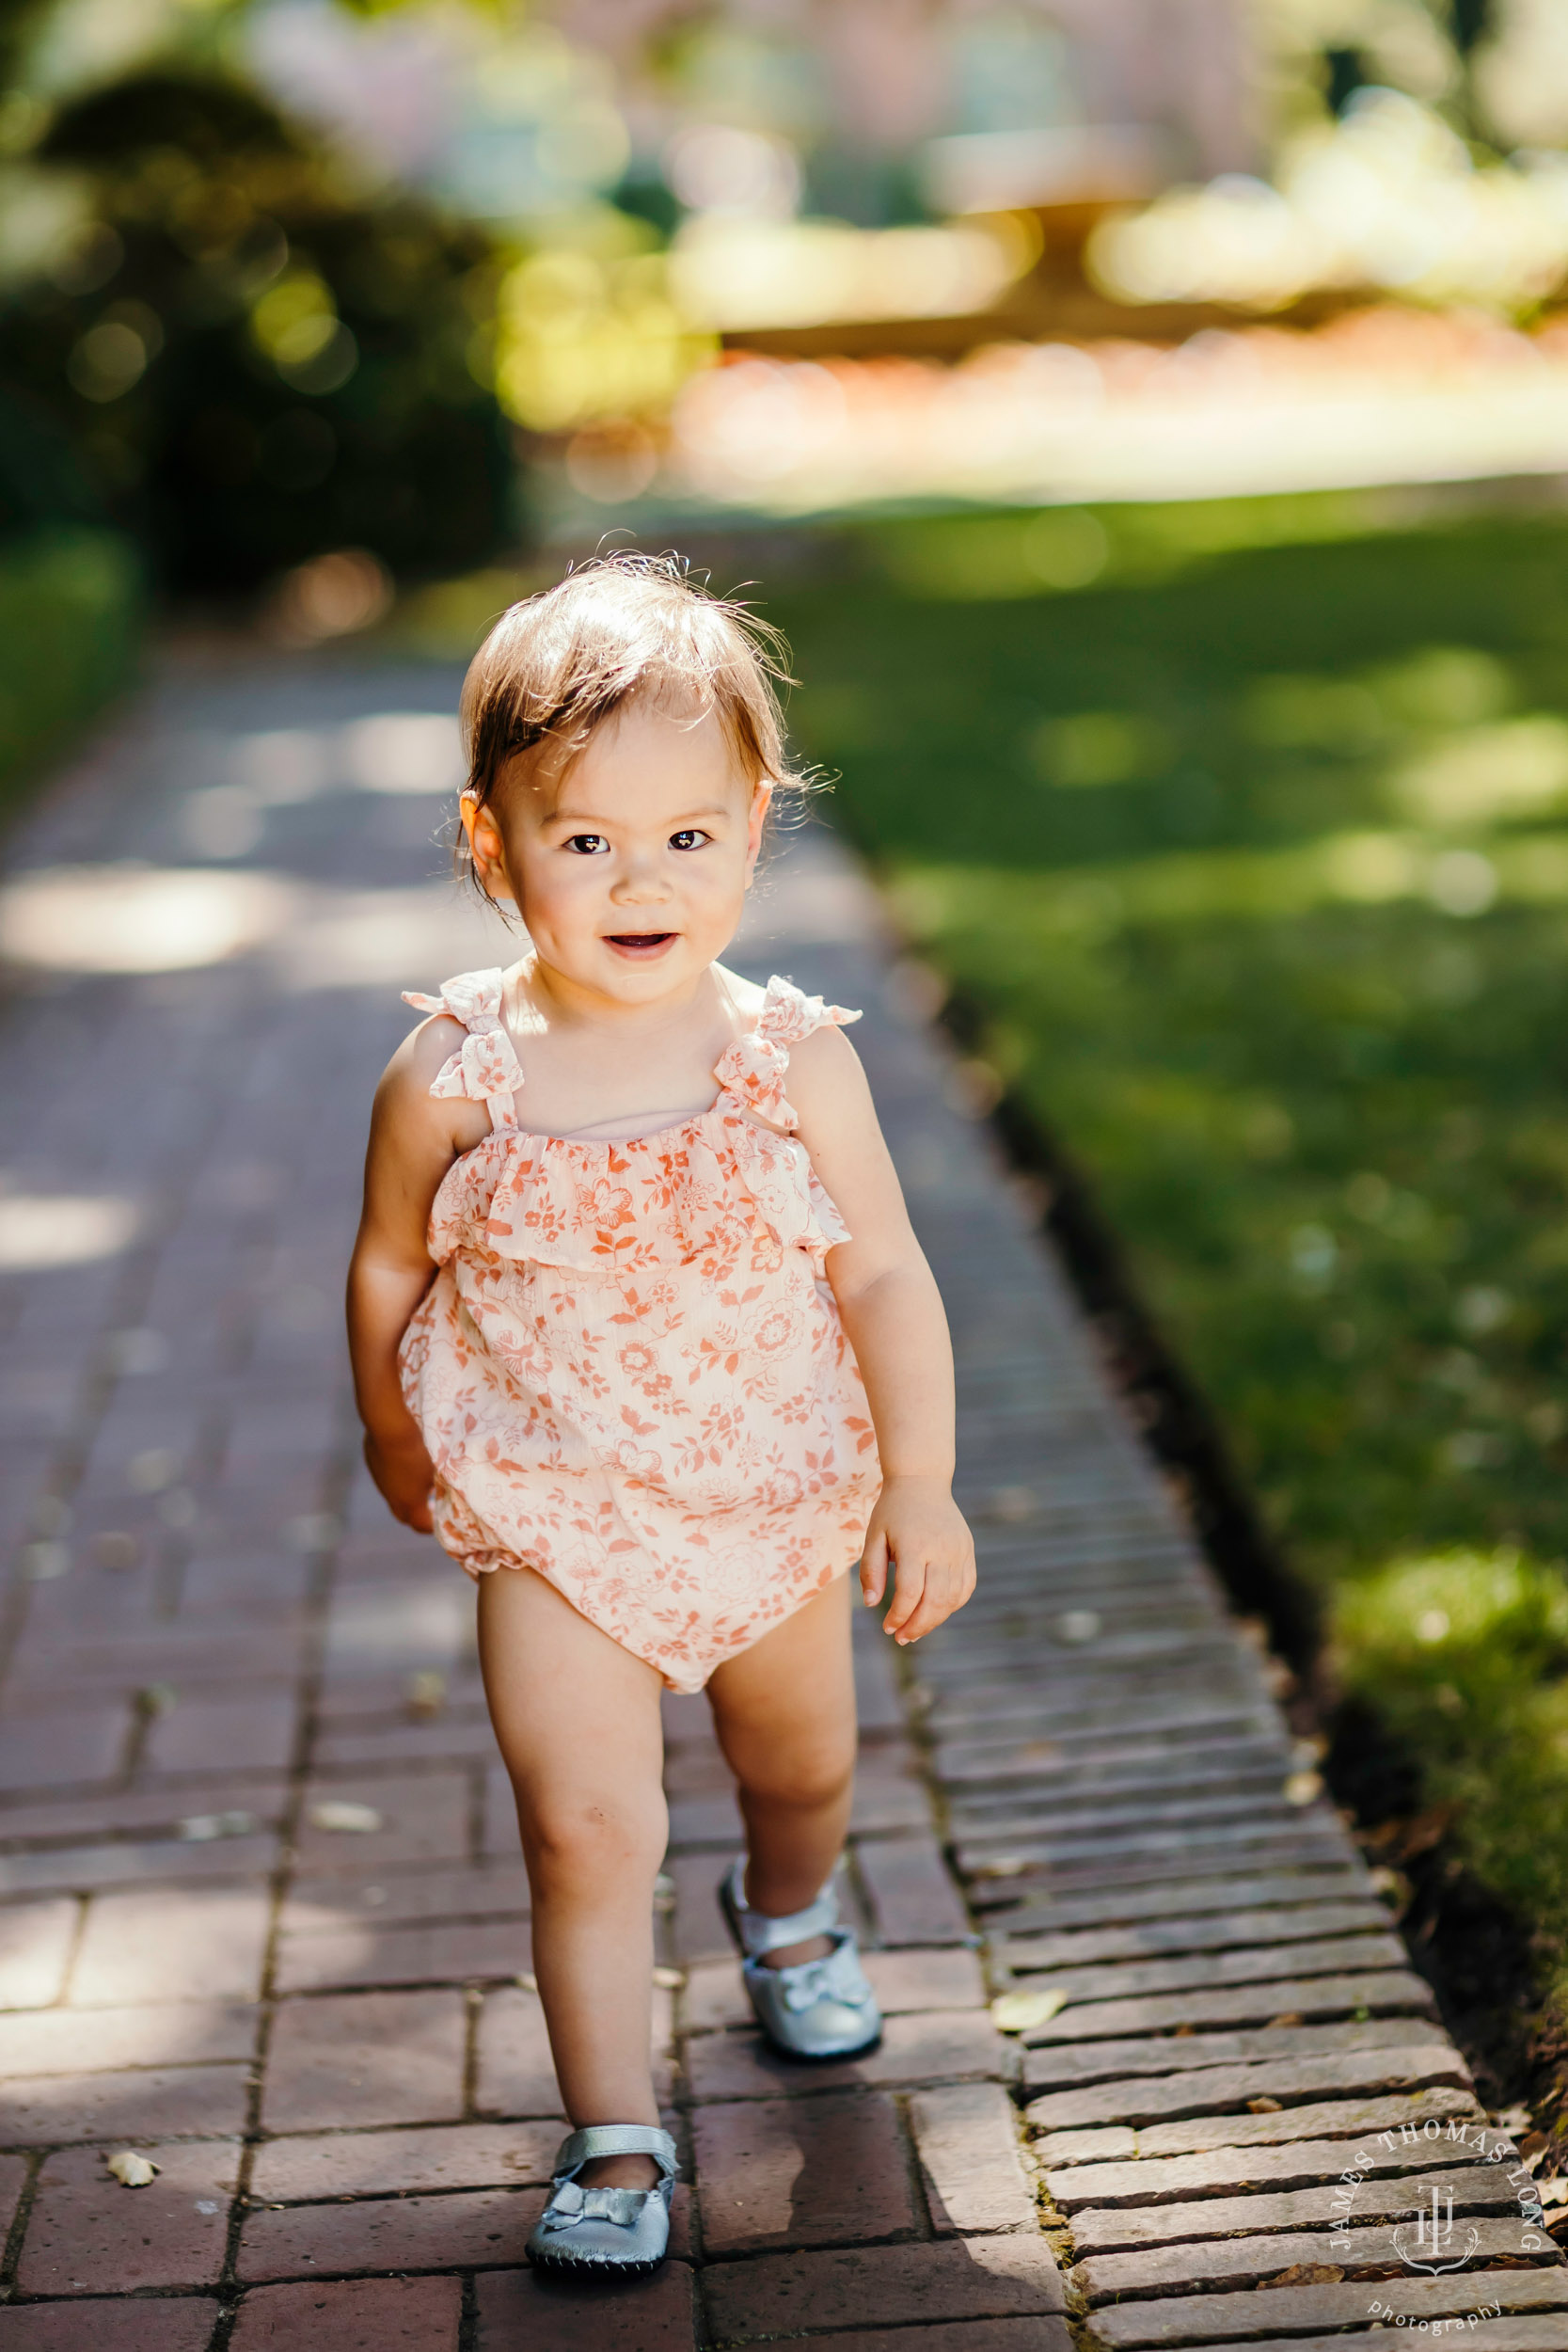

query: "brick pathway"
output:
0 653 1561 2350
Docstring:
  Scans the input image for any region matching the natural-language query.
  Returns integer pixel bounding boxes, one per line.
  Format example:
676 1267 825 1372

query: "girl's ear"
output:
461 792 511 903
743 779 772 885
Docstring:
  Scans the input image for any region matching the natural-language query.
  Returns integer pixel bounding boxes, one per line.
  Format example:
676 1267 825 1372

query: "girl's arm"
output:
346 1021 481 1533
787 1027 976 1645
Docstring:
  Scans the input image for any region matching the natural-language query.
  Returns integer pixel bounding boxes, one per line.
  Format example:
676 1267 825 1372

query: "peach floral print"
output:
397 972 881 1692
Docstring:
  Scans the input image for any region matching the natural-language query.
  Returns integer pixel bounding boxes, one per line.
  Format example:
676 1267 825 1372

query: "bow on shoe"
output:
541 2181 650 2233
778 1947 876 2014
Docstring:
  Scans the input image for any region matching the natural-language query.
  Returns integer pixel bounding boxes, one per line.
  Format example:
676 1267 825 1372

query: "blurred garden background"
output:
8 0 1568 2120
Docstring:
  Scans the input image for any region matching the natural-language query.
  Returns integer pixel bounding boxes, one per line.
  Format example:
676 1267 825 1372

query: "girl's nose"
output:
610 855 671 903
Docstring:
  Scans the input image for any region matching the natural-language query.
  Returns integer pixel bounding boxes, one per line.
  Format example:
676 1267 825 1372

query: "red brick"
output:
231 2276 463 2348
474 1983 562 2119
667 1851 731 1964
871 1946 989 2011
662 1737 734 1798
0 1831 279 1896
852 1630 911 1732
682 1959 752 2032
239 2186 545 2279
315 1715 499 1770
661 1689 713 1742
911 2084 1037 2234
666 1789 743 1846
694 2091 916 2253
71 1885 271 2005
0 1773 287 1841
704 2234 1067 2341
283 1863 529 1932
857 1836 973 1944
277 1915 529 1994
293 1775 472 1873
0 2297 219 2349
262 1990 466 2131
17 2139 238 2294
481 1759 516 1860
250 2121 562 2201
5 2063 249 2144
0 2150 26 2232
784 2327 1070 2352
178 1553 312 1615
0 1898 77 2007
0 1709 126 1791
475 2260 697 2351
0 2002 256 2077
145 1693 296 1775
685 2008 1001 2101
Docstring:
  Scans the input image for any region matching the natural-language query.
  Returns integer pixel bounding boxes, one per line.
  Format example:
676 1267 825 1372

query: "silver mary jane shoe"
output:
525 2123 677 2277
720 1858 882 2061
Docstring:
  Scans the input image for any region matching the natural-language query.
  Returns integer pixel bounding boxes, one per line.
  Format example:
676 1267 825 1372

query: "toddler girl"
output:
347 554 975 2277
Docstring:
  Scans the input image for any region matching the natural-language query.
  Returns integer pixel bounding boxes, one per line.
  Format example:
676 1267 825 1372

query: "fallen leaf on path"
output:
1284 1770 1323 1805
991 1988 1068 2032
405 1671 446 1720
179 1810 256 1842
106 2151 159 2187
308 1801 382 1835
1054 1611 1101 1645
1247 2096 1284 2112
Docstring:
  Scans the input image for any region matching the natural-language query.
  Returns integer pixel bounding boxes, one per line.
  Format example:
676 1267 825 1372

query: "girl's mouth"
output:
605 931 676 957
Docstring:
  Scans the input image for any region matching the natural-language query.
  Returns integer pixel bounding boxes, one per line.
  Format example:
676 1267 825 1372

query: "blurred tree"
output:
1449 0 1493 61
1323 45 1370 117
0 68 515 592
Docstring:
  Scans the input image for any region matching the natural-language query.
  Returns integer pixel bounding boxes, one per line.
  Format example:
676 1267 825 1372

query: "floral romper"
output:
397 969 883 1692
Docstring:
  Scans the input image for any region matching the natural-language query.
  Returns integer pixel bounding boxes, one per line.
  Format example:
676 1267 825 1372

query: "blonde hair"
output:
459 554 803 871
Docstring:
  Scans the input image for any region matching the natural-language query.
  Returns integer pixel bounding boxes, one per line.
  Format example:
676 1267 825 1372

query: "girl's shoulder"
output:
712 965 865 1135
713 964 861 1042
712 961 769 1027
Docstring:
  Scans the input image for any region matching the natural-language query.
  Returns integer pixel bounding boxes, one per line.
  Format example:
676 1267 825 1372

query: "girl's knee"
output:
737 1738 854 1813
519 1786 667 1890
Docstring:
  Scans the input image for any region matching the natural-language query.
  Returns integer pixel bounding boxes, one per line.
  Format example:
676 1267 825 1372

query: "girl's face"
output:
461 698 769 1008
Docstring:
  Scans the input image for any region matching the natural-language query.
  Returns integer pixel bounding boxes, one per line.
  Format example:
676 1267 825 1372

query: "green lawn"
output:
773 501 1568 2019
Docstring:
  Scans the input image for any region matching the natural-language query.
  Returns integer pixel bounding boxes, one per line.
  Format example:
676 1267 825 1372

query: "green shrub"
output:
0 72 514 593
0 525 142 821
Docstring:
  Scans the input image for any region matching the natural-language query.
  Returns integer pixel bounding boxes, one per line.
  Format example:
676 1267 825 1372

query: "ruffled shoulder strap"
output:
403 968 523 1131
713 974 861 1133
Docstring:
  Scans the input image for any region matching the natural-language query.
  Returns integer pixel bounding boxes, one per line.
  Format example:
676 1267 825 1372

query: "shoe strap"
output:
554 2123 677 2182
727 1858 841 1956
769 1930 875 2013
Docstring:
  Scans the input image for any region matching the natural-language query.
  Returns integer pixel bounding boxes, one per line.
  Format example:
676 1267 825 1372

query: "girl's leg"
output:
705 1572 857 1966
477 1565 667 2189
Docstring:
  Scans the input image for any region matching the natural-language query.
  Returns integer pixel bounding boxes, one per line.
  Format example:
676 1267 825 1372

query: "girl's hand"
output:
860 1475 976 1645
365 1428 437 1534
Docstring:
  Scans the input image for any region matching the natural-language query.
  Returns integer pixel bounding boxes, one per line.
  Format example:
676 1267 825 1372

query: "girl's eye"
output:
670 829 709 851
564 834 610 855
